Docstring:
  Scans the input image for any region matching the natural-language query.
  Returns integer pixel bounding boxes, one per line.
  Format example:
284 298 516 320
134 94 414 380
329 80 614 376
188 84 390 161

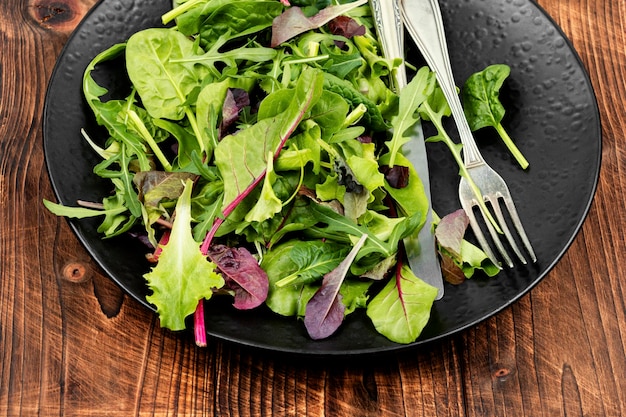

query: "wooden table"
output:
1 0 624 415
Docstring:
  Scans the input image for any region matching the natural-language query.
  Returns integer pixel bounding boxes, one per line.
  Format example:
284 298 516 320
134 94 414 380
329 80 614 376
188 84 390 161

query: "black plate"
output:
43 0 601 355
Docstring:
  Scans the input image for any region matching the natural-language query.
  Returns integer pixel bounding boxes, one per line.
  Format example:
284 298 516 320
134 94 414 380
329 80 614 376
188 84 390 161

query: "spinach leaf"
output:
275 240 350 287
172 0 284 48
126 29 207 153
261 239 317 317
462 64 529 169
322 73 389 131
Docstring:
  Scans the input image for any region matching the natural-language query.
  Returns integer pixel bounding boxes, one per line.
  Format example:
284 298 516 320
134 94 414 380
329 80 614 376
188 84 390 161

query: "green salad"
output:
45 0 515 345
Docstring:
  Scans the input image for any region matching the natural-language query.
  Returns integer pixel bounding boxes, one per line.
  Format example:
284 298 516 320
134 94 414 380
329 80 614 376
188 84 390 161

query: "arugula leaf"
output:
462 64 529 169
366 264 437 344
306 202 421 274
43 200 126 219
144 179 224 331
385 66 436 167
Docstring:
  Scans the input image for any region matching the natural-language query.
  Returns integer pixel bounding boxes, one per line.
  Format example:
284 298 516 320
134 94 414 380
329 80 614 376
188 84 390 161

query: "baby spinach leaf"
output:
304 234 368 339
274 240 349 288
323 73 389 131
144 179 224 331
126 29 205 121
308 91 350 138
174 0 284 48
261 239 314 317
366 264 437 344
462 64 529 169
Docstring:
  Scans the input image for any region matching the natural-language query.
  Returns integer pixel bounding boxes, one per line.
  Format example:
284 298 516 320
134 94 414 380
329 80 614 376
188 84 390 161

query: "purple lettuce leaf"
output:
434 209 469 259
208 244 269 310
270 0 367 47
304 234 368 340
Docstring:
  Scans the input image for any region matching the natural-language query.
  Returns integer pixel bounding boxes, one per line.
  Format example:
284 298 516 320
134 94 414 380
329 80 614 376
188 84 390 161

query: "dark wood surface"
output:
1 0 624 415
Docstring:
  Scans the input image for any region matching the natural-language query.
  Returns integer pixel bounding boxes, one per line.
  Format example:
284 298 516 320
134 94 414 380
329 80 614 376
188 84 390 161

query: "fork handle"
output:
370 0 407 91
400 0 485 167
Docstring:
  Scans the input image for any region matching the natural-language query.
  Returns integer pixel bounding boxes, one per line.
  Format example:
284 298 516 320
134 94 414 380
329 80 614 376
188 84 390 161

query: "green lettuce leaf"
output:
366 264 437 343
144 179 224 330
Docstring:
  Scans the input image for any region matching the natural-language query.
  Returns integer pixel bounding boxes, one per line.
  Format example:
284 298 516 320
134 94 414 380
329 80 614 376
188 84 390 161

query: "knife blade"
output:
369 0 444 299
402 125 444 299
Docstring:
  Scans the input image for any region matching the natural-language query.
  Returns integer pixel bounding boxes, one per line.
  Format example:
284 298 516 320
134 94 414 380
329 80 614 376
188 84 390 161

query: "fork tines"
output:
462 193 537 269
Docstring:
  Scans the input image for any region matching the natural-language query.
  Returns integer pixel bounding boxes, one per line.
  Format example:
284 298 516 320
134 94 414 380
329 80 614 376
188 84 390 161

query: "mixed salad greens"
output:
45 0 525 345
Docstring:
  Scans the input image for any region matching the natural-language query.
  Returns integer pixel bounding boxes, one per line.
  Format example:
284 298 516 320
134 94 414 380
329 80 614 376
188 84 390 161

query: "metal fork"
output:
400 0 536 267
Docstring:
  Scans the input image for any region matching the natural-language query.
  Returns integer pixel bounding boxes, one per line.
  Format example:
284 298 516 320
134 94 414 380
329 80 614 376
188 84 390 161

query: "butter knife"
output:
369 0 444 299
